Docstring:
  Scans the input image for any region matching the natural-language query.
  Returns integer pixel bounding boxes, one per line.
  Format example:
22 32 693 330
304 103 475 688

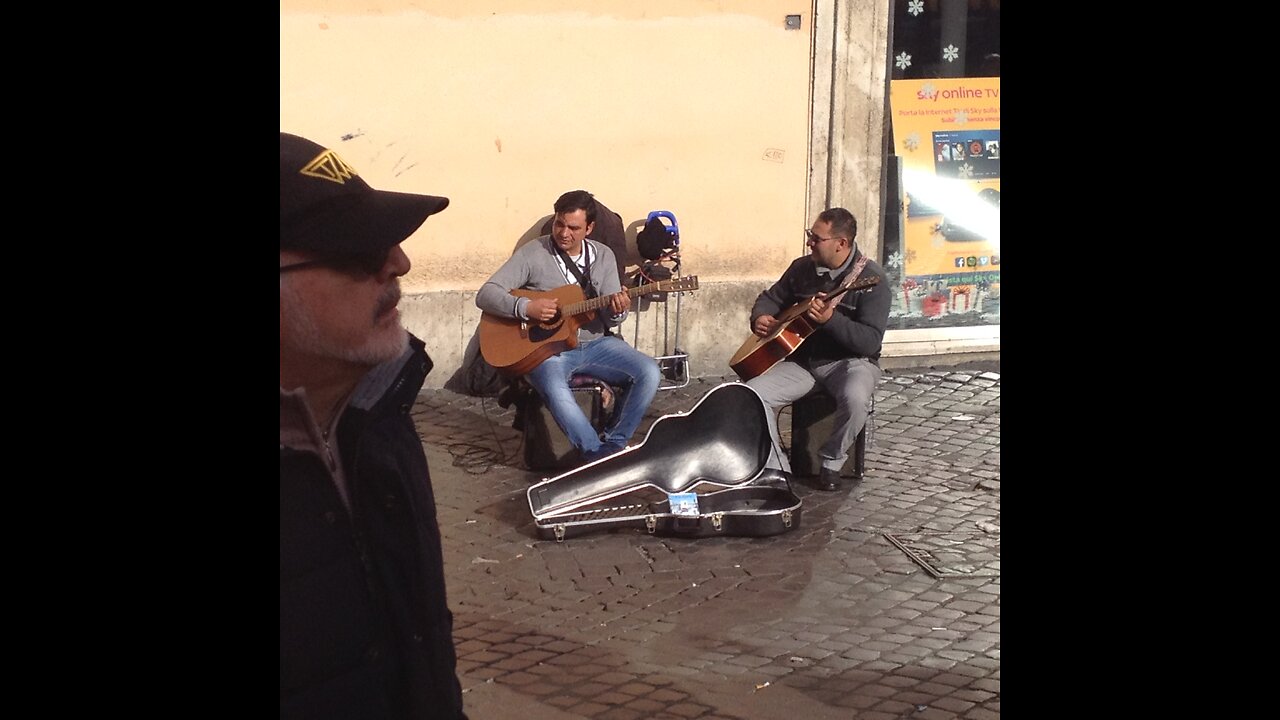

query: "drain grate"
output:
883 532 1000 579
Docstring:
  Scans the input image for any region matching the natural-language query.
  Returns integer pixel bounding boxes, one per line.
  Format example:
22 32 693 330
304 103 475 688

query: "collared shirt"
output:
553 242 594 286
815 245 856 278
280 385 352 509
279 348 409 511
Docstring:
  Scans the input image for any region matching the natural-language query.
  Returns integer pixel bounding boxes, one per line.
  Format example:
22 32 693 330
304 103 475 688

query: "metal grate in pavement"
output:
882 531 1000 579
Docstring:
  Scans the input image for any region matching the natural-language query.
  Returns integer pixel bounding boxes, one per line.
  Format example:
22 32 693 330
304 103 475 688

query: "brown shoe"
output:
815 467 841 491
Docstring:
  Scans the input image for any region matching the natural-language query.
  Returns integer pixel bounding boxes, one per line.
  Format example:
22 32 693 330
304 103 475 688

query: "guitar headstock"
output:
657 275 699 293
849 275 881 292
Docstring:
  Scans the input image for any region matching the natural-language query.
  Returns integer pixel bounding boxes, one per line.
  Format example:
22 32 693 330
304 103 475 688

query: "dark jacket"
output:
750 248 891 366
280 335 466 720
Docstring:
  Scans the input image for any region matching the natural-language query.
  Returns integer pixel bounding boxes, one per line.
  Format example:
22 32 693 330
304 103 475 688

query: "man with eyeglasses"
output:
279 132 468 720
744 208 891 492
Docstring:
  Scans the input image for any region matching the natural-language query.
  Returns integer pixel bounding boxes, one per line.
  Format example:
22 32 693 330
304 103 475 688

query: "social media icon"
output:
954 257 966 268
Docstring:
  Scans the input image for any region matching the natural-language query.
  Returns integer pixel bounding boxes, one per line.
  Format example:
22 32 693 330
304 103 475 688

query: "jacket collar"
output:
280 335 431 451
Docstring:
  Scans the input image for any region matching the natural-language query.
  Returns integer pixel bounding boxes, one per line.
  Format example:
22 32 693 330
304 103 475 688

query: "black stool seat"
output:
516 376 621 472
787 390 874 479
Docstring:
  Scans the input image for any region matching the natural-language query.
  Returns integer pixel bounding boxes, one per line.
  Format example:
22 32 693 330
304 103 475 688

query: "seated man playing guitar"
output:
742 207 891 492
476 190 661 464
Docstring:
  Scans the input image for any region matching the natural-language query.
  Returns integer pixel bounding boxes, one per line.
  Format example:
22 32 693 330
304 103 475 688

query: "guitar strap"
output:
832 252 871 299
555 244 596 298
555 243 614 336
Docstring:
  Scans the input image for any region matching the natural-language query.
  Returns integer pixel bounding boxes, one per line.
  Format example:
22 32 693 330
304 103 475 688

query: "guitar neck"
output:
823 284 857 303
565 281 673 316
801 275 880 304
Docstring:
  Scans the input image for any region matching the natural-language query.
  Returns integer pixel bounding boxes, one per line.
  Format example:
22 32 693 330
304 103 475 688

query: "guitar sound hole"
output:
529 313 566 343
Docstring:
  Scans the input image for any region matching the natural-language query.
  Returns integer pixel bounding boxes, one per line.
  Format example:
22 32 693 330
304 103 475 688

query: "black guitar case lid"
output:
527 382 802 541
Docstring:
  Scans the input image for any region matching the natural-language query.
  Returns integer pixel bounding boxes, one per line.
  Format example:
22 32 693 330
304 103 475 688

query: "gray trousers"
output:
745 358 881 473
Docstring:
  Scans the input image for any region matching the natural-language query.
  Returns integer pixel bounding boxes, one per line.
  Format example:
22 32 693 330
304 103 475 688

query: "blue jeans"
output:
525 336 661 455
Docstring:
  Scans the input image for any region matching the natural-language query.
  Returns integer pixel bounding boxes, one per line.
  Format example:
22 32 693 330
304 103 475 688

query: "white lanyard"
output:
555 244 591 286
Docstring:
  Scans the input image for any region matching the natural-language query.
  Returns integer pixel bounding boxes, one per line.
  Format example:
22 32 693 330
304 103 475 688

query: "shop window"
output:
883 0 1000 330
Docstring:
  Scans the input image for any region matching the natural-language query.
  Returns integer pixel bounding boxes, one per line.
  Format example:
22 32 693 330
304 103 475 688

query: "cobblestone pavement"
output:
414 360 1000 720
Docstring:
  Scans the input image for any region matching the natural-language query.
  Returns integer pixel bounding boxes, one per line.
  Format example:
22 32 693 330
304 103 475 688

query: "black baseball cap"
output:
280 132 450 256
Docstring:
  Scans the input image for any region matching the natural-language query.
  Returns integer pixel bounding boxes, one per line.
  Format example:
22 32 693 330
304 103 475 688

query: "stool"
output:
519 377 618 471
788 391 875 478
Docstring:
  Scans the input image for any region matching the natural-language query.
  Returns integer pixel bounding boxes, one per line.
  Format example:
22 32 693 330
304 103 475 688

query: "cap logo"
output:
299 149 360 185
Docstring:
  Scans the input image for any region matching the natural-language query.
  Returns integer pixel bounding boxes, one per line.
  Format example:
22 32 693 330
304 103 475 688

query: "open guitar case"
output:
527 382 802 541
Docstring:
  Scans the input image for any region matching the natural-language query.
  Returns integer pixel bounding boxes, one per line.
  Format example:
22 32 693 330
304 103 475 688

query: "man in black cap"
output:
279 132 467 719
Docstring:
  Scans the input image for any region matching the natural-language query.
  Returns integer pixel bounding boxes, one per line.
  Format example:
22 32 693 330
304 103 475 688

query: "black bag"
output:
445 326 508 397
465 352 505 397
637 215 678 260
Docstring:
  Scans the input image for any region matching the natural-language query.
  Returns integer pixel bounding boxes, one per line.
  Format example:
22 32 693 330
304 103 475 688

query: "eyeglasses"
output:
279 248 391 276
805 230 845 244
279 260 327 274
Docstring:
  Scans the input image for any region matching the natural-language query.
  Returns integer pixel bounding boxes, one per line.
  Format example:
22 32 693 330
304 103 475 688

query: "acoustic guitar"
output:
479 276 699 376
728 275 880 381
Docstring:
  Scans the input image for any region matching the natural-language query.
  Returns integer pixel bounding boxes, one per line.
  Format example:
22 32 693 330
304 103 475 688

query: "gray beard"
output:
281 282 409 367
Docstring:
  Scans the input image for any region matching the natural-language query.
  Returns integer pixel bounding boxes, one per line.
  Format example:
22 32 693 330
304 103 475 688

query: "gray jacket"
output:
476 236 627 343
750 248 891 366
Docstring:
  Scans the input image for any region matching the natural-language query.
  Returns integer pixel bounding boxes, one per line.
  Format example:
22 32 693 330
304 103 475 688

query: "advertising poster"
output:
887 78 1000 321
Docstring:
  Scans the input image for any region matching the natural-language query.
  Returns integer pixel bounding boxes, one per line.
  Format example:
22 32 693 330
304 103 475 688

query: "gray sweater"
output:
476 236 627 343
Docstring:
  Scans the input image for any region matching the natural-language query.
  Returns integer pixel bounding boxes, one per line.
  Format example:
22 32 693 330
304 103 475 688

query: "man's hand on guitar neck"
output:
806 292 837 325
605 290 632 316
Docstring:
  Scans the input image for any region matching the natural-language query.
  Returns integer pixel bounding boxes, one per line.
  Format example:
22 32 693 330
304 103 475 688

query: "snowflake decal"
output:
953 110 969 125
887 251 904 269
905 248 917 264
895 52 912 70
958 163 974 179
919 82 937 99
903 133 920 152
908 0 924 17
943 45 959 62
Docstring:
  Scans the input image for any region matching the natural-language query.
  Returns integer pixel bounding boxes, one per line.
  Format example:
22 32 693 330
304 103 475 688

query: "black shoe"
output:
815 467 841 491
580 442 625 465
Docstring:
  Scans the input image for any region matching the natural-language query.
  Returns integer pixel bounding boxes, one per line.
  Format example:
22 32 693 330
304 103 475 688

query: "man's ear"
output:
586 221 596 239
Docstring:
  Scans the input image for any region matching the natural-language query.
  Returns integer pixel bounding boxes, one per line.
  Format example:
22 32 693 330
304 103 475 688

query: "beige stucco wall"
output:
281 1 996 388
282 0 813 287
